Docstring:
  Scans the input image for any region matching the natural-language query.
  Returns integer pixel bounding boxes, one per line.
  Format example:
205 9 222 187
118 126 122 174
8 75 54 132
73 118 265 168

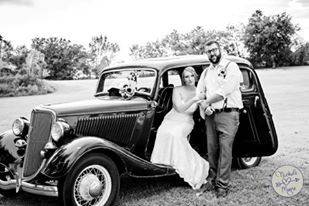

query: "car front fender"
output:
41 136 173 179
40 136 128 179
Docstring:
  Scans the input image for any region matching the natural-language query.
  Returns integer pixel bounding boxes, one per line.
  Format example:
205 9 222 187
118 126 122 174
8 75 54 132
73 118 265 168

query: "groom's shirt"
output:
197 57 243 117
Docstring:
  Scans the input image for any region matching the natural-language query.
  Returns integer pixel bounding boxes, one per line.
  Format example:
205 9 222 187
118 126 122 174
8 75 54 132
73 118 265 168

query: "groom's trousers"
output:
205 111 240 189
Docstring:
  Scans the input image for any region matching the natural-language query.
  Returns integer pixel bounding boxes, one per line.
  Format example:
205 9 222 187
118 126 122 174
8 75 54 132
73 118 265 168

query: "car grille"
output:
23 110 53 178
75 113 139 145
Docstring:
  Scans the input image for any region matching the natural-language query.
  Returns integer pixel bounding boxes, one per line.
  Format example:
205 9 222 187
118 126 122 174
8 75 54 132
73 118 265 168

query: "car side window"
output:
160 65 207 88
167 70 182 87
240 68 255 92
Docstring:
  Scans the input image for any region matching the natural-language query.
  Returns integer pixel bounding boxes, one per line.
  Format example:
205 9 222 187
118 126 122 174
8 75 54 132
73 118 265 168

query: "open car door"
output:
233 66 278 157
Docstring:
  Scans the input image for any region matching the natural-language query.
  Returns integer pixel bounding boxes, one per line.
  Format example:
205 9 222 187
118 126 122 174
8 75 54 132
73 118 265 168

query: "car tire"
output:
234 157 262 169
58 153 120 206
0 189 16 197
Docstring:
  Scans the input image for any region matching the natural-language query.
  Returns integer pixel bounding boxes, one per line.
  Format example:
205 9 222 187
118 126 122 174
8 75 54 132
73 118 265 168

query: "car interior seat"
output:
155 84 174 117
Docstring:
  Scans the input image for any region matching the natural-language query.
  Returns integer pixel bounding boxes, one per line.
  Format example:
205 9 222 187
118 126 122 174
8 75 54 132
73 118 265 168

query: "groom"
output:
196 40 243 198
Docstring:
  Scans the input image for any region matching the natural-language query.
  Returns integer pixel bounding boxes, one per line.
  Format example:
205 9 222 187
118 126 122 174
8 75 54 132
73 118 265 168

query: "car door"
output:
233 66 278 157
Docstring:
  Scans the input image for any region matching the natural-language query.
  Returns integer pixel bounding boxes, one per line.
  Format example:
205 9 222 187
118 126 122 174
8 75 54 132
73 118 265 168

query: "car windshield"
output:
96 68 157 98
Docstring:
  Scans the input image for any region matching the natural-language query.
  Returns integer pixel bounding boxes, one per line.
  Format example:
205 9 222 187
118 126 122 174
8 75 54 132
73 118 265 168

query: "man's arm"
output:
204 94 224 106
196 69 206 95
196 69 208 111
202 62 241 108
199 93 224 110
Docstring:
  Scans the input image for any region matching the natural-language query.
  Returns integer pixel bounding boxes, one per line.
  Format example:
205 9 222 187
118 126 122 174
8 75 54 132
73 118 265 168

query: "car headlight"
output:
12 118 28 136
51 121 69 142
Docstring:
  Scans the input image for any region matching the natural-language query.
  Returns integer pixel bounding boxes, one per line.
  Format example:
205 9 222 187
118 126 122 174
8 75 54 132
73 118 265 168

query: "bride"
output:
151 66 209 190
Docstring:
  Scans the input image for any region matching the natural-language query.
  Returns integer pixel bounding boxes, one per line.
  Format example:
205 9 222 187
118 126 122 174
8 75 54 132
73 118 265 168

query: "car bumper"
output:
0 179 58 197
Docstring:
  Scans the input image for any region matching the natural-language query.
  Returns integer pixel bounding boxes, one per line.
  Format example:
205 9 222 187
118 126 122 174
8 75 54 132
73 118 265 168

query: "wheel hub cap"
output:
89 180 104 197
73 164 112 206
79 174 102 200
242 157 257 165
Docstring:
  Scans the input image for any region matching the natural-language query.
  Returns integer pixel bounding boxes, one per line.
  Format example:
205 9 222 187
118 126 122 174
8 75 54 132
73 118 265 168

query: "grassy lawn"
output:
0 66 309 205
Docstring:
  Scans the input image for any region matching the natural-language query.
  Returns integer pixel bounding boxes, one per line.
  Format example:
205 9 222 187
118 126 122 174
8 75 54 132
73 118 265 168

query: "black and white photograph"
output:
0 0 308 205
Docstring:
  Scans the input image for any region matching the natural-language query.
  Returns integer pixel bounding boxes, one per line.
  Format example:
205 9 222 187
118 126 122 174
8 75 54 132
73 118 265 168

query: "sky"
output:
1 0 309 59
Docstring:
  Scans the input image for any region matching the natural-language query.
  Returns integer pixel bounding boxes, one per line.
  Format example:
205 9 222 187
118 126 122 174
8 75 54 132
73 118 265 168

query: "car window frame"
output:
154 64 207 101
239 66 257 93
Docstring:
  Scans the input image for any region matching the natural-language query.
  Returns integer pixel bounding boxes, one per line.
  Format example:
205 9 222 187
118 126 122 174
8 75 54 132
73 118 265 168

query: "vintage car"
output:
0 55 278 206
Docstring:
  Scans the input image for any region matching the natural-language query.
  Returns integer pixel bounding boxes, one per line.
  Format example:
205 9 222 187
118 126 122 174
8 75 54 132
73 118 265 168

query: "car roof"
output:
103 55 253 72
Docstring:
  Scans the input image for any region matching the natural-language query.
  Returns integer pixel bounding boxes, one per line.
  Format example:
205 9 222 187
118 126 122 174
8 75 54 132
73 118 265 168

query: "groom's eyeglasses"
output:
206 47 219 55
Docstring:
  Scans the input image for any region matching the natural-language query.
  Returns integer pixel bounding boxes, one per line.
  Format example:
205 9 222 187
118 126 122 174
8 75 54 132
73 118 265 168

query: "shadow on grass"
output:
1 160 308 206
0 192 58 206
119 174 185 199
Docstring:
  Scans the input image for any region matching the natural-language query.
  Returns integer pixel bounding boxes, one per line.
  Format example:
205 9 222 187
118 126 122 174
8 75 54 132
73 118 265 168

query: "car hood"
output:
40 97 149 116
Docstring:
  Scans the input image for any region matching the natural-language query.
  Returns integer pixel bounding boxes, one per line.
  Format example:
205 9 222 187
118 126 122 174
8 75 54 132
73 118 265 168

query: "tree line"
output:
130 10 307 68
0 35 119 80
0 10 308 81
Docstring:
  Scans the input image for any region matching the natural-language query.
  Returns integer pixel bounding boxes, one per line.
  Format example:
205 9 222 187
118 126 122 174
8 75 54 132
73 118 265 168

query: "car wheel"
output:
59 153 120 206
235 157 262 169
0 188 16 197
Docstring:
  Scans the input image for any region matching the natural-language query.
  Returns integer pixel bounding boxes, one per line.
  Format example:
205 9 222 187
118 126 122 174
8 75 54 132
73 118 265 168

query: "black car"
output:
0 55 278 206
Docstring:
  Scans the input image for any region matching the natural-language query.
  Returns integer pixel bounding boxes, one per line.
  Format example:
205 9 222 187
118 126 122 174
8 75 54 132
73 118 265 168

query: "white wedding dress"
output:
151 102 209 190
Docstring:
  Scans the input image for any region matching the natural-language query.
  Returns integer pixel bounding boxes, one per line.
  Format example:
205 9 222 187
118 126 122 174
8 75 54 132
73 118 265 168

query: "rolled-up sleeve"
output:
196 69 206 94
215 62 241 98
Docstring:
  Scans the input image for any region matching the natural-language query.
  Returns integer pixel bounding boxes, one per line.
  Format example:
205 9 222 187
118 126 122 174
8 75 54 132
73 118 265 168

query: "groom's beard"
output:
209 53 221 64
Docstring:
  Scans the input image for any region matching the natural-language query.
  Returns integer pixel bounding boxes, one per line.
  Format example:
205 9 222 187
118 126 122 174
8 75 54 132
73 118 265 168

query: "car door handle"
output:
254 96 260 107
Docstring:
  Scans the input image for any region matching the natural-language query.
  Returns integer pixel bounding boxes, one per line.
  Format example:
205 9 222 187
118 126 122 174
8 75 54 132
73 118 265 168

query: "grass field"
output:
0 66 309 206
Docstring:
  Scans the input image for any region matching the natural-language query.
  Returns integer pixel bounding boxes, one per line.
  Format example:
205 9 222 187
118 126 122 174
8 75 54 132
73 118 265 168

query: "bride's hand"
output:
192 96 199 102
205 106 214 116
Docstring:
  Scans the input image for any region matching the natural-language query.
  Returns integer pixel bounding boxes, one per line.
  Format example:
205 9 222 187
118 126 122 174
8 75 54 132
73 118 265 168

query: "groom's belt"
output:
214 107 240 113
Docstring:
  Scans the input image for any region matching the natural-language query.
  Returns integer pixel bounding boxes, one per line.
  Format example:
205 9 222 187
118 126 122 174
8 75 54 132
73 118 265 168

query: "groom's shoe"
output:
216 188 228 198
201 182 215 192
196 181 216 197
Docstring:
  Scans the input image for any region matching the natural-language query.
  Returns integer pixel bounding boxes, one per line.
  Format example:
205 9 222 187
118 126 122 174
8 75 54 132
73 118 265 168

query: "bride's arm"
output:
172 87 201 113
